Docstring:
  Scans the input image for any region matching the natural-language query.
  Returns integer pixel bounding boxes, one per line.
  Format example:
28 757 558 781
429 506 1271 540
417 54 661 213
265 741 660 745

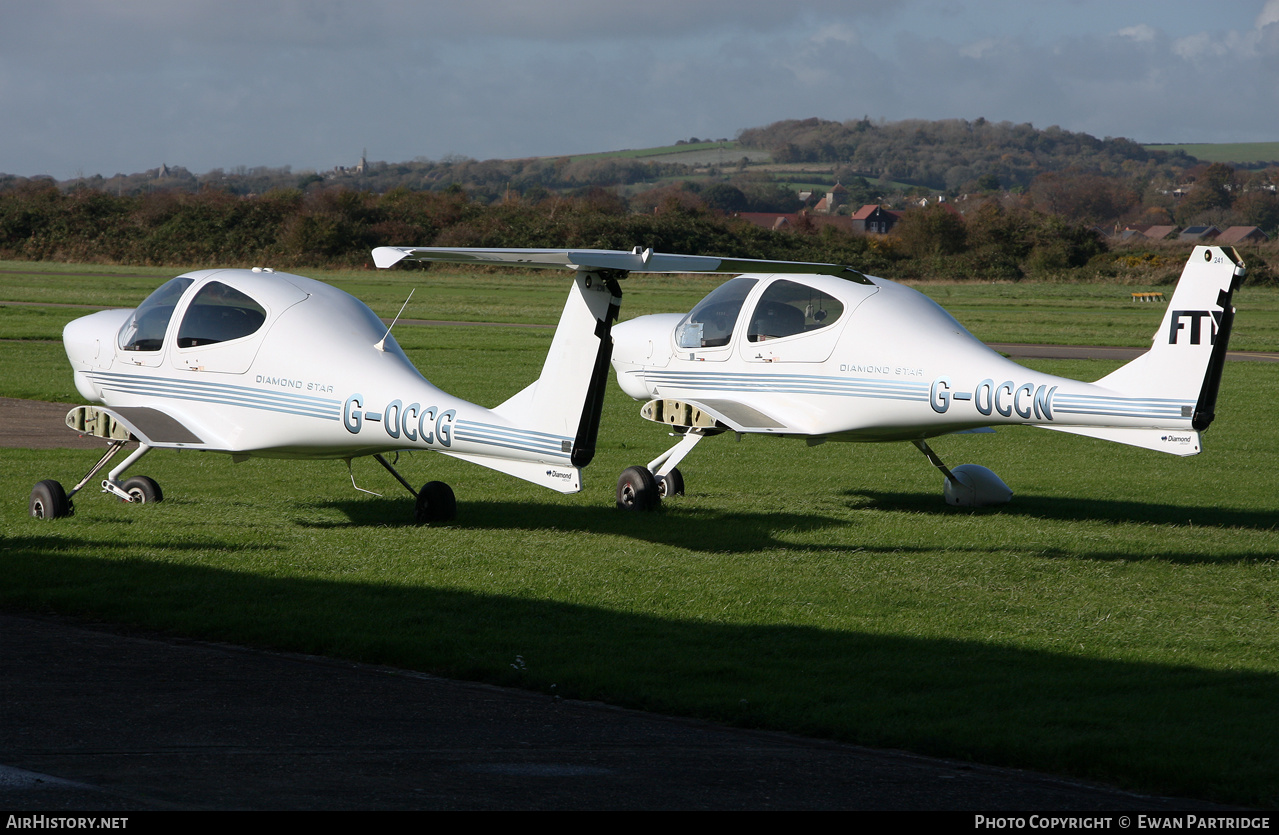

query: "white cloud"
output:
1257 0 1279 30
1117 24 1156 44
1171 32 1224 60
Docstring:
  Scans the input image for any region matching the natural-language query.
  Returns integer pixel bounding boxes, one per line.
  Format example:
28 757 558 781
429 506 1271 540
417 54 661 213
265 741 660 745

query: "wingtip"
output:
372 247 410 270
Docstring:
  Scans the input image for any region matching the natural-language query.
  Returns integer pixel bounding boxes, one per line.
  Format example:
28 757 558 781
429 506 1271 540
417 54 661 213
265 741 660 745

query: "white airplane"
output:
31 247 845 521
606 245 1245 510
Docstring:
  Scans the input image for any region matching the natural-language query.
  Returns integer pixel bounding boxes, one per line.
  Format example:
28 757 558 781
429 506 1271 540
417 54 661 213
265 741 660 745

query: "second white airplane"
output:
607 245 1244 510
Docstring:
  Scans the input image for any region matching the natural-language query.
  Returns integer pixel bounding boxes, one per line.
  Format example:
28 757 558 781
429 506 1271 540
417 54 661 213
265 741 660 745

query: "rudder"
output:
1095 246 1245 431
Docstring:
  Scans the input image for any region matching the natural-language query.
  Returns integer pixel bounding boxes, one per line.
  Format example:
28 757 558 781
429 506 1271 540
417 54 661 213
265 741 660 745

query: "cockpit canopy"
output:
118 274 272 353
674 276 847 350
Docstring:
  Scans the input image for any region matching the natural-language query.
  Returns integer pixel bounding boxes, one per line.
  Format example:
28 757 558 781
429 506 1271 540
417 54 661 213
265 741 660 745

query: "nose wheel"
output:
617 426 708 511
657 467 683 498
121 476 163 504
30 440 163 520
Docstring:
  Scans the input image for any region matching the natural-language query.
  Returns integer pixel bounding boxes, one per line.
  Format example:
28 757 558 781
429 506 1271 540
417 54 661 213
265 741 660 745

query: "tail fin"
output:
490 271 621 467
1096 245 1245 431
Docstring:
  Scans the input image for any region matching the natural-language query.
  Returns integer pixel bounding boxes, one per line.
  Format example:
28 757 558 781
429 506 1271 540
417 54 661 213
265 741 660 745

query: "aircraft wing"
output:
66 404 222 450
372 246 872 283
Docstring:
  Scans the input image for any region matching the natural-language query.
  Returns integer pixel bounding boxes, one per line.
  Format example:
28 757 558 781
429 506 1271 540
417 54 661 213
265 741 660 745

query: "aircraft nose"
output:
611 318 653 366
63 308 131 370
611 318 657 400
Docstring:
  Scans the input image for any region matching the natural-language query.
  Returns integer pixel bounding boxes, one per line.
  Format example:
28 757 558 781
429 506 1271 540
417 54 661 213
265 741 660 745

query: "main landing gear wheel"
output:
616 466 660 511
121 476 163 504
415 480 456 524
30 480 72 520
657 467 684 498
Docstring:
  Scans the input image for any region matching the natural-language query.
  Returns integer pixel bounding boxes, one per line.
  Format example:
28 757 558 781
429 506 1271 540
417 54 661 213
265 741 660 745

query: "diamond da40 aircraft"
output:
604 244 1244 510
32 246 869 521
31 244 1242 520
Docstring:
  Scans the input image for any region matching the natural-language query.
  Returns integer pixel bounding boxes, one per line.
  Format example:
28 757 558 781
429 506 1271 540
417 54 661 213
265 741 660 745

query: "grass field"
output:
2 260 1278 806
1143 142 1279 165
563 140 753 162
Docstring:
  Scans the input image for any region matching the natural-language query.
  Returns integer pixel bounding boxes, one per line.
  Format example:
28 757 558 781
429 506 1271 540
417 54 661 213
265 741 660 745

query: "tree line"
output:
739 117 1196 189
9 176 1271 284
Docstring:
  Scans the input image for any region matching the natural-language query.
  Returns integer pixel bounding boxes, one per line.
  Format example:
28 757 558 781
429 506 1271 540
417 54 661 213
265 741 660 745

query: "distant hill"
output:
8 119 1277 204
736 117 1199 191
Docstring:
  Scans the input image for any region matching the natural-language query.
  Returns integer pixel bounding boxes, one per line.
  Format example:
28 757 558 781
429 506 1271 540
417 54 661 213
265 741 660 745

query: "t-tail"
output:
1039 245 1246 455
372 247 621 492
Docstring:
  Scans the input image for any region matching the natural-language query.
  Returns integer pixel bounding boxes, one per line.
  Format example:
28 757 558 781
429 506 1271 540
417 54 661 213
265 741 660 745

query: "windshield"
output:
118 276 194 351
675 277 758 349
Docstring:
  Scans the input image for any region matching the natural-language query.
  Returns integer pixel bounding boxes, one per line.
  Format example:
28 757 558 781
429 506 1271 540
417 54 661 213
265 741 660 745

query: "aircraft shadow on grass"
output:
3 536 1276 807
307 490 1275 565
845 489 1277 534
305 497 848 555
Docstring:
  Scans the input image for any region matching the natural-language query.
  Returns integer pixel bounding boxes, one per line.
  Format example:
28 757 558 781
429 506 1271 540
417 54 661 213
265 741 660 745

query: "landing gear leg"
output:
911 439 1012 507
647 430 704 492
32 439 166 518
101 443 159 503
616 429 709 511
372 453 456 524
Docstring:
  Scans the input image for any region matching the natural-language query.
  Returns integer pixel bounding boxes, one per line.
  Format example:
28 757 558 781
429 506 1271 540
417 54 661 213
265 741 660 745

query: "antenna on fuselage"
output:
375 288 414 352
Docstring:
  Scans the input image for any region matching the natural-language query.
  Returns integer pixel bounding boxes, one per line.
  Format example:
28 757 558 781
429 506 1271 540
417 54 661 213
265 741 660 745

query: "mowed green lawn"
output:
2 261 1278 806
1143 141 1279 165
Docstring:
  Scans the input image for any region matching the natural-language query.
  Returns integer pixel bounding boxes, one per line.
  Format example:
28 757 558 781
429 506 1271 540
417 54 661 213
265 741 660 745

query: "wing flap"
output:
66 405 209 448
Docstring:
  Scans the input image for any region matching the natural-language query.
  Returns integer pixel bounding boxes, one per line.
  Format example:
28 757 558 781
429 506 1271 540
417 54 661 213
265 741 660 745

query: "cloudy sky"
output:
3 1 1278 180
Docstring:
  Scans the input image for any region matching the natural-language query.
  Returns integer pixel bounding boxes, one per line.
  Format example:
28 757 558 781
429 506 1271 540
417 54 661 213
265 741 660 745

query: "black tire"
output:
616 466 660 511
121 476 163 504
657 467 684 498
415 480 456 524
30 480 72 520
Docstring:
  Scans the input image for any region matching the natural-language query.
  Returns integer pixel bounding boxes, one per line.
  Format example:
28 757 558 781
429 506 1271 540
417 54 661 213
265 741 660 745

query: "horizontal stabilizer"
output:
1035 424 1201 456
442 451 582 493
373 246 870 282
